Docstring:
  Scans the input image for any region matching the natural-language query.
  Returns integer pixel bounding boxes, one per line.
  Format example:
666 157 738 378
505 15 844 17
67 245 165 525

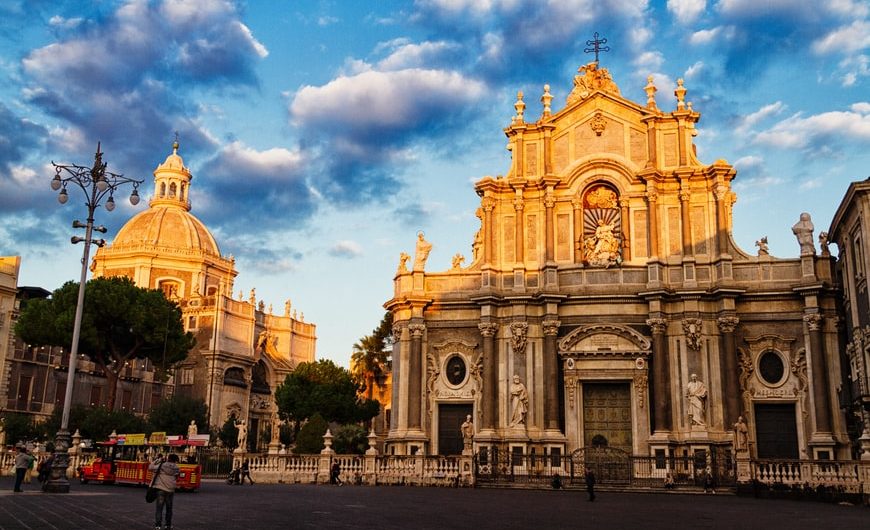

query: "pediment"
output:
558 324 651 354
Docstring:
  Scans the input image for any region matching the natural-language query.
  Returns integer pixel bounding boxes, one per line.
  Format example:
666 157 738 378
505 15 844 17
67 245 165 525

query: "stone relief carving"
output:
740 335 808 421
634 369 648 409
567 62 620 104
565 375 577 409
510 322 529 355
428 340 482 420
590 112 607 136
682 319 702 351
584 218 621 268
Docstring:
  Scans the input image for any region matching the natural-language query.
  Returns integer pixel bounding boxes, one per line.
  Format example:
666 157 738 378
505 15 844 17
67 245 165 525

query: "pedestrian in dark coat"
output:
585 467 596 501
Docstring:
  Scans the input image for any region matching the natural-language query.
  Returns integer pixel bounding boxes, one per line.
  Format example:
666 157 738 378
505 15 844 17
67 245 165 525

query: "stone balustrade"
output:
752 459 870 493
0 449 95 479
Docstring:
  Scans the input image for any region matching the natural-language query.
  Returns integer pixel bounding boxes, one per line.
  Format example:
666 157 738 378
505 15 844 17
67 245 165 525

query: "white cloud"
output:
668 0 706 24
851 102 870 113
213 142 304 181
736 101 786 134
633 51 664 72
716 0 812 18
733 155 763 171
48 15 84 29
318 16 339 26
839 55 869 86
812 20 870 55
754 109 870 149
684 61 704 79
689 25 735 45
376 40 461 70
328 240 363 258
290 69 487 132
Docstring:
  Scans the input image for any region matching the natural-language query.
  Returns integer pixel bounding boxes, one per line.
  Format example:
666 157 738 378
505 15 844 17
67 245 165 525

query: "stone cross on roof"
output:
584 32 610 63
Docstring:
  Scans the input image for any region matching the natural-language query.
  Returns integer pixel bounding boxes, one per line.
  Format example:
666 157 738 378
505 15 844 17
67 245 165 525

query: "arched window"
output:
251 361 270 394
159 280 180 300
169 182 177 197
160 182 166 197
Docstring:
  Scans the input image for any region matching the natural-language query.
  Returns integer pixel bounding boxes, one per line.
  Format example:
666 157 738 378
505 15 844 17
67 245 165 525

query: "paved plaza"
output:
0 476 866 529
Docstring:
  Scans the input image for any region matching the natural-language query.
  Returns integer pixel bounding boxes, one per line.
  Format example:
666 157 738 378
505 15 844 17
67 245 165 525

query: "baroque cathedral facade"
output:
90 142 315 446
385 60 849 462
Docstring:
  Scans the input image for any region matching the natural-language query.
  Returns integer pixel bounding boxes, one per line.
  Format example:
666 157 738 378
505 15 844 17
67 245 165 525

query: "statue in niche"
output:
413 231 433 271
584 218 620 268
755 236 769 256
460 414 474 450
791 212 815 256
686 373 708 427
397 252 410 274
733 416 749 452
509 375 529 427
188 420 197 438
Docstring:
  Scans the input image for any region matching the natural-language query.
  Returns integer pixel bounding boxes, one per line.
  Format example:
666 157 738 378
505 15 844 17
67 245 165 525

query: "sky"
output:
1 0 869 367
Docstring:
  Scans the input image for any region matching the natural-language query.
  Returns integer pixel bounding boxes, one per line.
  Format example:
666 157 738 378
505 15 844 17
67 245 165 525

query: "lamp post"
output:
44 142 142 493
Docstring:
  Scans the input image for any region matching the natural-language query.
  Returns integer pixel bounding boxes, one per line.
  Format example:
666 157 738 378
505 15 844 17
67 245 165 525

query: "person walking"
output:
240 459 254 485
149 453 180 530
584 466 596 502
330 460 343 486
12 446 34 492
703 468 716 494
38 452 55 491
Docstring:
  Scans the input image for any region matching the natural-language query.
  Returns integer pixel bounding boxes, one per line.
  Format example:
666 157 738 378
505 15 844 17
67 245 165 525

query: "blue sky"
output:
1 0 869 367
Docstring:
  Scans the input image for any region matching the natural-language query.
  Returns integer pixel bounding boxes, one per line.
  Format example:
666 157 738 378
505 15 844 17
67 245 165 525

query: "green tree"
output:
293 414 328 454
0 412 41 447
350 312 393 400
43 405 147 442
332 423 368 455
218 415 239 450
15 277 195 410
147 396 208 435
274 359 379 434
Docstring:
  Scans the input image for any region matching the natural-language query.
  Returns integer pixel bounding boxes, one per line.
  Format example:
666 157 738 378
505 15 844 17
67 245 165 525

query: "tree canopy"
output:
350 311 393 400
15 276 195 410
274 359 379 431
147 396 209 436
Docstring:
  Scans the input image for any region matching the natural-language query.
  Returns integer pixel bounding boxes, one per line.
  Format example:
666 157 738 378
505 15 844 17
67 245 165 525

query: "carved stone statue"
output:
686 374 707 427
460 414 474 450
584 218 620 268
249 288 256 305
819 231 830 257
792 212 815 256
284 299 292 316
188 420 197 438
755 236 769 256
397 252 410 273
236 419 248 451
413 231 433 271
451 253 465 270
509 375 529 427
733 416 749 452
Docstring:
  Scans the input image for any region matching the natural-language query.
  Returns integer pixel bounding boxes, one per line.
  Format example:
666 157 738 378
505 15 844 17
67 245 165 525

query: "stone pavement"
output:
0 476 866 529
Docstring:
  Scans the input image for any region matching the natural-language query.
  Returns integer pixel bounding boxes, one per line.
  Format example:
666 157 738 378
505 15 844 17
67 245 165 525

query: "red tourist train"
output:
78 432 209 491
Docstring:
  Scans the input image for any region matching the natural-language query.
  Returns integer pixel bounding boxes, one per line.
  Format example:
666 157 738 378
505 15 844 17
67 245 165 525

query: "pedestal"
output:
736 452 751 483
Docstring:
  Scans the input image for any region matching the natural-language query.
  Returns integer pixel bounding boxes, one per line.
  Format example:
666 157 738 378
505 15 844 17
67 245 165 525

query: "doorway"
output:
582 382 632 453
438 403 472 455
754 403 799 459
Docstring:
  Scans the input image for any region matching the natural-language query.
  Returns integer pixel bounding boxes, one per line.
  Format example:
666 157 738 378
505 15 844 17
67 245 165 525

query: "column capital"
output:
717 315 740 333
544 193 556 209
803 313 824 331
481 197 496 212
478 322 499 337
408 323 426 338
391 324 403 343
542 319 561 336
646 318 667 334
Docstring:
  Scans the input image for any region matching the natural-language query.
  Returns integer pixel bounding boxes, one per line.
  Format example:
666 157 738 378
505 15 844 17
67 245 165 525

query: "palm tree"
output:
350 312 393 401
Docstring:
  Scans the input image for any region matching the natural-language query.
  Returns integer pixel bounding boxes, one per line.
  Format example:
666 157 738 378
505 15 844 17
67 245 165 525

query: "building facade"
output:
0 257 21 412
385 61 848 463
87 141 316 447
829 179 870 460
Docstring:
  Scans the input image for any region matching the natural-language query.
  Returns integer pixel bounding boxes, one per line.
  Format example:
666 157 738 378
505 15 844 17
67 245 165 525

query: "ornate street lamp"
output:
44 142 142 493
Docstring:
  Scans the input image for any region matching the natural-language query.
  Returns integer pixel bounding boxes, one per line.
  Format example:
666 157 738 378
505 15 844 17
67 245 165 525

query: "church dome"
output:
111 206 221 256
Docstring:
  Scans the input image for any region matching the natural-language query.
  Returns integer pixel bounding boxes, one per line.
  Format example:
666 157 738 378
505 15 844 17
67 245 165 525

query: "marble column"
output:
646 185 660 258
717 316 740 426
407 323 426 430
647 318 672 431
479 322 499 430
483 197 495 265
714 185 728 256
804 313 832 433
389 325 402 431
542 319 561 430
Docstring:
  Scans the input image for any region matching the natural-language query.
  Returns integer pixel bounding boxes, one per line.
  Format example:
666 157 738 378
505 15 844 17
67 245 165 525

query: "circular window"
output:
445 356 466 386
758 351 785 386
